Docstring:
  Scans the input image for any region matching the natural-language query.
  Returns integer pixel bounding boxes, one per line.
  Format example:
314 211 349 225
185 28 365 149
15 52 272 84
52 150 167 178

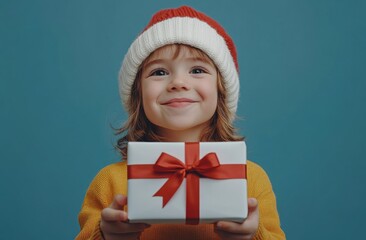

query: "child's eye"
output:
190 67 207 74
150 69 168 76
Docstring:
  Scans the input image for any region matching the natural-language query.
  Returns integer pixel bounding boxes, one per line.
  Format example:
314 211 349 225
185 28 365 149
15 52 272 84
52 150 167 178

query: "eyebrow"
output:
143 59 165 70
144 57 214 70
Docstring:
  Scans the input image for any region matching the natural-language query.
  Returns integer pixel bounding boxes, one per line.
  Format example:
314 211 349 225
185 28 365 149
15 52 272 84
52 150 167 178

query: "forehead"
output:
144 44 215 65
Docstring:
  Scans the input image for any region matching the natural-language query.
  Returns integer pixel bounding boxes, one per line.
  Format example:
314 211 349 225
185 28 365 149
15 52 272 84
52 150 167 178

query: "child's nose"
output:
167 74 191 91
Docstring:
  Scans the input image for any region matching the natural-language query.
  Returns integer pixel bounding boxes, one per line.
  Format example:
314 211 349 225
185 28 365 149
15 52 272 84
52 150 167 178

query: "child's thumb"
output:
248 198 258 212
109 194 127 209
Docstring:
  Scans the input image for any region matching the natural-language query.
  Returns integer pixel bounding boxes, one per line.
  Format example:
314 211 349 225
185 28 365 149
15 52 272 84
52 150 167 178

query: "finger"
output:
214 198 259 235
101 220 150 234
215 221 247 234
247 198 258 215
246 198 259 225
109 194 127 209
215 217 257 235
101 208 127 222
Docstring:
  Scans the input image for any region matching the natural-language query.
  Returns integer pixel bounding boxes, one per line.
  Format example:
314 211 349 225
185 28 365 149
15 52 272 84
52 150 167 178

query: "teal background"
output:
1 0 365 239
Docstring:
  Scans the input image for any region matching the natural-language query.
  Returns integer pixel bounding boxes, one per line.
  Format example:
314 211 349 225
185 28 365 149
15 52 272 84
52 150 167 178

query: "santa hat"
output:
119 5 239 121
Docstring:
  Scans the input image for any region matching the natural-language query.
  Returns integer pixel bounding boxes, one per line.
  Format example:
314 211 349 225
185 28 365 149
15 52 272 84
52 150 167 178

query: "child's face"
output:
140 45 218 138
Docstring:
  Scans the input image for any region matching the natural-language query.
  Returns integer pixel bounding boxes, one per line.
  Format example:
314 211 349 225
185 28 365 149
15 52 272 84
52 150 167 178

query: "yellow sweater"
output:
76 160 286 239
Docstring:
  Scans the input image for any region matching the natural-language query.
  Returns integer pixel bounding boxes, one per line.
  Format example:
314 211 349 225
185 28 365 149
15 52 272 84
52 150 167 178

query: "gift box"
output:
127 142 247 224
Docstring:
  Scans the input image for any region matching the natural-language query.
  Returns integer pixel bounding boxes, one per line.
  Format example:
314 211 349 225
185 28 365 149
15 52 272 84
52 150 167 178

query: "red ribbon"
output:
128 142 247 225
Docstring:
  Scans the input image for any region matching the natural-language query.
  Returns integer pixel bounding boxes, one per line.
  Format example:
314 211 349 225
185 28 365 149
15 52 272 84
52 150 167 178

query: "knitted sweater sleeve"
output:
75 162 127 240
247 161 286 240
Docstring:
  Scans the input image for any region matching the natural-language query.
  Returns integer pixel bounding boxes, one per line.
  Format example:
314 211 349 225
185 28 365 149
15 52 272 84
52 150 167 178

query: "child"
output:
76 6 286 240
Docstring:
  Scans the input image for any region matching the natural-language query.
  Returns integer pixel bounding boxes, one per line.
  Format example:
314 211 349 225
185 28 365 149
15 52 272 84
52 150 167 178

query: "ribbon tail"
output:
186 173 200 225
153 170 185 207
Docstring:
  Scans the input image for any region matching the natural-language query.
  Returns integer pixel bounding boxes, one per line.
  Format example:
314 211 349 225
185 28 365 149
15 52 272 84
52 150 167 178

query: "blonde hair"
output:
116 44 243 159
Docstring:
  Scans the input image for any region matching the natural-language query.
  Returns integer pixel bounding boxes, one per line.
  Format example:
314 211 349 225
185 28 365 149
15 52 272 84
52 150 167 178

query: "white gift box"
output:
127 142 247 224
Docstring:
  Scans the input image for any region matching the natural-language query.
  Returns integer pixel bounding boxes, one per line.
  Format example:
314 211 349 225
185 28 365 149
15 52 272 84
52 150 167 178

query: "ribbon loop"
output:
153 150 222 208
154 153 185 172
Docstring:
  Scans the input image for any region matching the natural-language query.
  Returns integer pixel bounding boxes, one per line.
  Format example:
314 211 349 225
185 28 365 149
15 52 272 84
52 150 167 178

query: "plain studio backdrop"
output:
1 0 365 239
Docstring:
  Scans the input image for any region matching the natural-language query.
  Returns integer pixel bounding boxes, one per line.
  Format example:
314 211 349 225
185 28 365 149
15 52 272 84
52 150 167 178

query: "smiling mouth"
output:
161 98 197 107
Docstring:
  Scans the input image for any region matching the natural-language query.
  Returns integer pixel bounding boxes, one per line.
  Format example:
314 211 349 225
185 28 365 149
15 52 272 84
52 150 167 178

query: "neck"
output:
156 124 207 142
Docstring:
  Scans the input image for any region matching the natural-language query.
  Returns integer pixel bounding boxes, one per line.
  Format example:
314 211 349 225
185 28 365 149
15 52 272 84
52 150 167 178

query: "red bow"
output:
153 151 220 207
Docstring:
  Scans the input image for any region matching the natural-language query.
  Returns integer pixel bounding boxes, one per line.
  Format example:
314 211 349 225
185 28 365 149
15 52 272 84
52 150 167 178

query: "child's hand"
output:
214 198 259 240
100 194 150 240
